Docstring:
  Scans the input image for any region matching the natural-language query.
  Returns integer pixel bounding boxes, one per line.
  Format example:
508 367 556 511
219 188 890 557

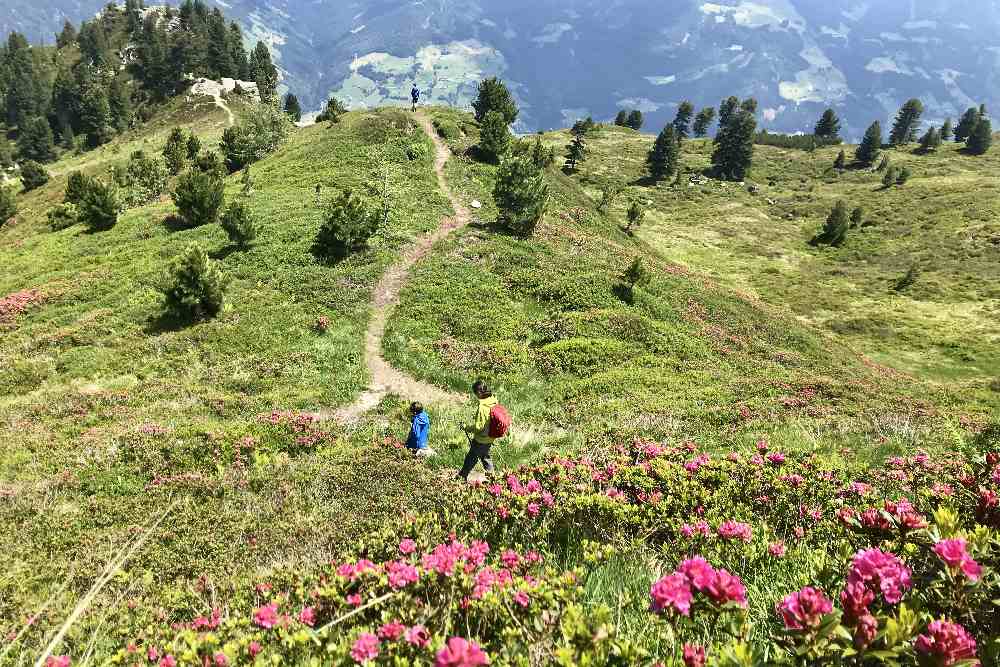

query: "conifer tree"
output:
718 96 739 127
693 107 716 138
312 189 379 260
647 124 679 181
855 121 882 166
967 117 993 155
4 33 43 127
625 200 644 234
882 166 898 188
172 169 225 227
614 110 628 126
56 20 78 48
161 243 228 319
896 167 911 185
471 77 518 125
65 172 95 204
0 186 17 222
220 198 257 248
619 256 650 303
940 117 953 141
19 161 49 192
877 154 891 172
564 132 587 171
163 128 188 174
317 97 347 124
79 78 113 148
283 93 302 122
186 134 202 160
740 98 758 115
479 110 511 163
813 200 849 246
850 206 864 227
206 8 235 79
248 42 278 103
17 116 56 162
78 179 120 232
954 107 980 143
626 110 643 131
229 23 250 80
889 99 924 145
711 110 756 180
673 101 694 141
493 155 549 237
814 109 841 139
834 150 846 171
918 126 941 153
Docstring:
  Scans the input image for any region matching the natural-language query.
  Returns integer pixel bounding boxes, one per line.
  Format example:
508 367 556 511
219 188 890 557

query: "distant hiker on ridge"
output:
411 84 420 112
458 380 510 481
405 401 432 457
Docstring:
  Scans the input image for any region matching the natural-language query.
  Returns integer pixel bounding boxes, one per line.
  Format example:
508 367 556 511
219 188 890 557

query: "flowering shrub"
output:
0 288 44 324
69 437 1000 664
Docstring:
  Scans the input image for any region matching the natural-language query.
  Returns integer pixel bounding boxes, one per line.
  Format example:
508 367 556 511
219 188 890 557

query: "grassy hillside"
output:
1 102 997 663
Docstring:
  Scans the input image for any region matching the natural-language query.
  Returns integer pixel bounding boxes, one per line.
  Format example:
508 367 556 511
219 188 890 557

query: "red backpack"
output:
488 403 511 439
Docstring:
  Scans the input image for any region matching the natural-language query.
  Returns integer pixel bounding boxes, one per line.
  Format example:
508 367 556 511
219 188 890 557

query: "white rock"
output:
470 200 482 209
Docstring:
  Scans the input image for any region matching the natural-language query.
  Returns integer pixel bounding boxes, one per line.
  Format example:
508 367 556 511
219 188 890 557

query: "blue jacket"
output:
406 411 430 449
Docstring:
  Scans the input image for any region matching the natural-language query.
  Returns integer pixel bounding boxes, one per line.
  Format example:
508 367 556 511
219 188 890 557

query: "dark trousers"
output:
458 440 494 479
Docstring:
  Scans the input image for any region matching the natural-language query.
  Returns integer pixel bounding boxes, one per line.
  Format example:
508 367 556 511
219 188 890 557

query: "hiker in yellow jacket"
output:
458 380 499 480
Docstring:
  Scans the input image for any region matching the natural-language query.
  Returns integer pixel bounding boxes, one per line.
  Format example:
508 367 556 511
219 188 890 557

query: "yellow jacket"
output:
466 395 498 445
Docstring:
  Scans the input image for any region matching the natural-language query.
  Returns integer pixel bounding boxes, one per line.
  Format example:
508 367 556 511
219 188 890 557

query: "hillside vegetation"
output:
0 87 998 664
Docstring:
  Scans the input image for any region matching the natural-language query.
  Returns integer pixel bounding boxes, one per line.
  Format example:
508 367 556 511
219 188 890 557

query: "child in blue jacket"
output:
405 401 431 454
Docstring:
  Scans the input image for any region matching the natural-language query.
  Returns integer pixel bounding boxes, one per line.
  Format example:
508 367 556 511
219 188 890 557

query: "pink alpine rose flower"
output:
248 642 261 658
399 538 417 554
378 621 406 641
44 658 70 667
717 521 752 542
933 538 982 581
298 606 315 626
678 557 716 591
405 624 431 648
350 633 380 663
847 548 912 605
853 614 878 649
777 587 833 630
650 572 694 616
159 657 176 667
253 603 279 629
704 569 747 607
435 637 490 667
682 644 706 667
768 541 787 557
915 620 978 666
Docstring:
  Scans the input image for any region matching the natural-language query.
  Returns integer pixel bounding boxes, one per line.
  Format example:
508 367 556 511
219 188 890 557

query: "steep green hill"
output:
0 102 995 661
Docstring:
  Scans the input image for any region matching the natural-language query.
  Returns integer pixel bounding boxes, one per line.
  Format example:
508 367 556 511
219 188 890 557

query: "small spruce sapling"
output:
625 200 645 234
220 198 257 248
619 256 650 304
813 200 849 247
161 243 228 319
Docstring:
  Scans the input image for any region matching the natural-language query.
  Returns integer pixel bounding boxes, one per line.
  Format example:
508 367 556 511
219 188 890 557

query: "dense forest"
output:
0 0 277 162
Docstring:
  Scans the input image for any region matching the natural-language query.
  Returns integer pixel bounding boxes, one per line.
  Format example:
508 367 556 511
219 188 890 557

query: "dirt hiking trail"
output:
322 112 471 424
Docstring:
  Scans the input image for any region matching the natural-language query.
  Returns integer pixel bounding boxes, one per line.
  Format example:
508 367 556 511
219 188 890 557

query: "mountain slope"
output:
6 0 1000 136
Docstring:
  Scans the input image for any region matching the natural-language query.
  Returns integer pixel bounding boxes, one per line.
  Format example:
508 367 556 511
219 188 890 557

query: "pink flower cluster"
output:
350 623 433 663
840 549 912 623
650 556 747 616
435 637 490 667
716 521 752 542
0 288 43 324
777 587 833 630
933 539 982 581
914 620 978 666
422 540 490 575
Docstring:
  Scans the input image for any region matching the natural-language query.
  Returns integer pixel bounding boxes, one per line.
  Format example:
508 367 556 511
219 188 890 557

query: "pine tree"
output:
163 128 188 174
229 23 250 80
493 155 549 237
19 161 50 192
882 166 898 188
940 117 953 141
108 75 133 132
597 180 624 212
918 126 941 153
833 150 846 171
172 169 225 227
855 121 882 166
78 179 120 232
850 206 864 227
4 33 43 127
56 20 78 48
248 42 278 103
619 256 650 303
624 200 644 234
471 77 518 125
161 243 228 319
954 107 980 143
813 201 849 246
479 110 511 163
896 167 911 185
614 110 628 126
530 137 553 169
718 96 739 127
647 124 679 181
220 198 257 248
626 110 644 131
673 101 694 141
206 8 235 79
312 189 379 260
814 109 841 139
740 98 758 115
966 117 993 155
317 97 347 124
79 78 113 148
712 110 756 180
889 99 924 145
186 134 202 160
65 171 96 204
283 93 302 122
0 186 18 222
692 107 716 138
564 132 587 171
17 116 56 162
